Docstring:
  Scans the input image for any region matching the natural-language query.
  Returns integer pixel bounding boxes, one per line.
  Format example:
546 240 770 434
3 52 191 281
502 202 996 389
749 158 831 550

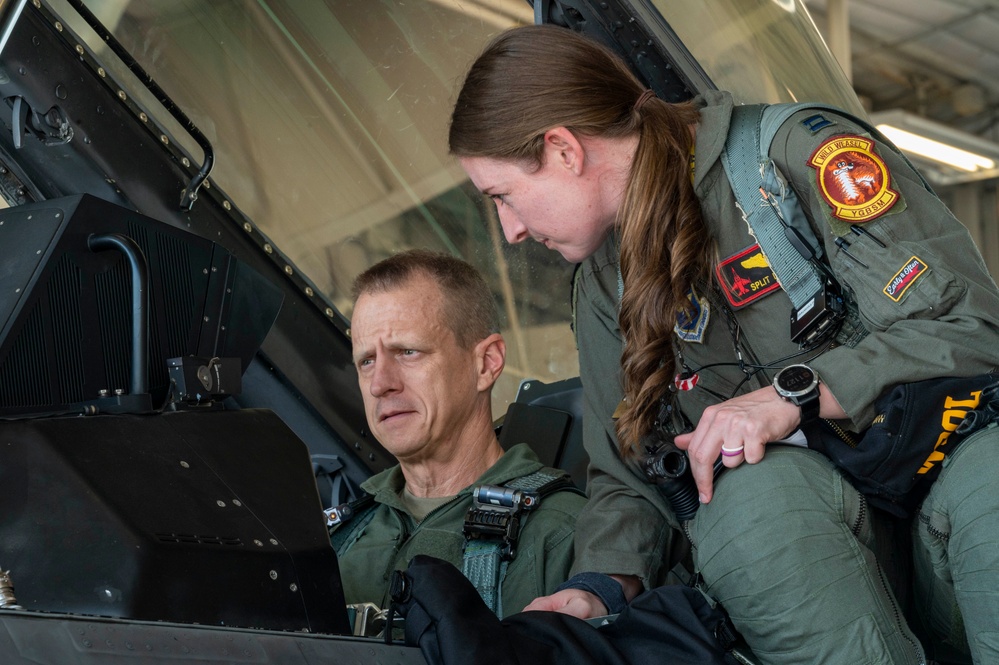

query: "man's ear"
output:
543 127 585 175
475 333 506 392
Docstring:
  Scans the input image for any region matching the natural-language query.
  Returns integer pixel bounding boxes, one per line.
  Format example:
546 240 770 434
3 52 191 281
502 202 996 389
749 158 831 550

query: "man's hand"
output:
523 588 608 618
524 573 641 619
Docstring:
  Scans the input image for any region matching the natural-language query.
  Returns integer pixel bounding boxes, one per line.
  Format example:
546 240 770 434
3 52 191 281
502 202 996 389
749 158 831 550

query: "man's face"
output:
350 275 485 463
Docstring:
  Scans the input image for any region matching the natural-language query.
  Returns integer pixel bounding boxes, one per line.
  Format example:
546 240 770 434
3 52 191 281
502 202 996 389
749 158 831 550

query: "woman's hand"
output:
673 385 801 503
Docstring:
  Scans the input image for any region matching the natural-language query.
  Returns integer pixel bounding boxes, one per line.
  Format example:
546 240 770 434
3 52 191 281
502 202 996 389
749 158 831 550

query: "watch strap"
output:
796 389 820 426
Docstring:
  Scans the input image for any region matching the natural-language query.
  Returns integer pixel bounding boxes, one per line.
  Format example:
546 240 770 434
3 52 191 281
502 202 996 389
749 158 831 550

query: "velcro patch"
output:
801 113 833 133
674 288 710 343
715 244 780 309
809 135 900 223
883 256 928 301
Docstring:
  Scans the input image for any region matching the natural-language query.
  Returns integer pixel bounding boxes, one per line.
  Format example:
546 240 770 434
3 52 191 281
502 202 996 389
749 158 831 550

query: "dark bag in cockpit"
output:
810 373 999 518
389 555 738 665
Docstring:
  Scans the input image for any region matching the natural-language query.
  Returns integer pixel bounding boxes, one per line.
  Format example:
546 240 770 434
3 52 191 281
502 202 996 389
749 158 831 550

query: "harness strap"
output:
461 469 578 616
722 104 825 311
461 540 511 617
331 470 578 618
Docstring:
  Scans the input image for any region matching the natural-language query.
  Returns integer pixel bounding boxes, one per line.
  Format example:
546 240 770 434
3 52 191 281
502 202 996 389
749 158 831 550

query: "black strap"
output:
329 493 377 554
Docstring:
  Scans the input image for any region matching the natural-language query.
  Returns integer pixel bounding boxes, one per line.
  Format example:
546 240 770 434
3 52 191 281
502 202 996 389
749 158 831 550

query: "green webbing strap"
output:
461 469 570 616
462 540 510 617
506 469 566 493
722 104 825 310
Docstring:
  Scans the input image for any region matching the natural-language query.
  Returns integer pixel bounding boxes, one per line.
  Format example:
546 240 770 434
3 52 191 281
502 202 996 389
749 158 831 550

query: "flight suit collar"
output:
691 90 736 193
361 442 546 512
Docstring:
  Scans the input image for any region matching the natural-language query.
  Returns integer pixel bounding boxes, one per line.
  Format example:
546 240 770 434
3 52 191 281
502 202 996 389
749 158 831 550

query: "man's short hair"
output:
351 250 500 349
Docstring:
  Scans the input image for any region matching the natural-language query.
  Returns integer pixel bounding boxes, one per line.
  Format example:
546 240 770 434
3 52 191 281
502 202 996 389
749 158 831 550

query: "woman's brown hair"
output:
450 25 711 457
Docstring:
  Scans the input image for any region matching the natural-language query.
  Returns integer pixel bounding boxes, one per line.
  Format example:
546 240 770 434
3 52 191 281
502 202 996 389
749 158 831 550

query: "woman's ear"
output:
543 127 585 175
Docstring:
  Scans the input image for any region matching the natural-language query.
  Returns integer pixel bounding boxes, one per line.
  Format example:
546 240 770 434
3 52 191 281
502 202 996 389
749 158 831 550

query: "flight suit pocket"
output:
834 239 967 332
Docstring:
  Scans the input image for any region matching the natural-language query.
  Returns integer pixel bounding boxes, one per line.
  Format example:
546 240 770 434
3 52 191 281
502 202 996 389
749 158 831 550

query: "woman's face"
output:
459 152 616 264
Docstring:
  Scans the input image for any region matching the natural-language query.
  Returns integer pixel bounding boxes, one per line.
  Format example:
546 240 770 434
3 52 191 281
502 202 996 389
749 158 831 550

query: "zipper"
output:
682 519 696 550
399 492 467 538
853 493 925 662
874 559 924 662
856 493 925 663
414 493 466 523
851 493 867 538
823 418 859 448
917 511 950 543
388 493 466 569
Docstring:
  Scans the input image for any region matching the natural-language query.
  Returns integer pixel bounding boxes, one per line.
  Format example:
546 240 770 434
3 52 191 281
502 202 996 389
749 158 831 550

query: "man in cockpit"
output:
331 249 585 618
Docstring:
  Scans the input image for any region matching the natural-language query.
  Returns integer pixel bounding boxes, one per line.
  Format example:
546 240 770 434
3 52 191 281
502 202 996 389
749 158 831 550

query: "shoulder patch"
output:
714 244 780 309
883 256 928 302
674 288 710 343
809 135 900 224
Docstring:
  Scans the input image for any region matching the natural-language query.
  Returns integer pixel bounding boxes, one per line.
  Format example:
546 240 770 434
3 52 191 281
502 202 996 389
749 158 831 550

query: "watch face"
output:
778 365 816 393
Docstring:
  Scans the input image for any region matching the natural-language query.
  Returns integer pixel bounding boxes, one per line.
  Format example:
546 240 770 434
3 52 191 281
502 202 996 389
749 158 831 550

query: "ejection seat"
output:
496 376 589 491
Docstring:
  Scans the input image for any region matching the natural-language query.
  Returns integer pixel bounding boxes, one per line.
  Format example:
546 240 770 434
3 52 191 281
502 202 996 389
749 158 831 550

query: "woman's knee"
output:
691 446 864 552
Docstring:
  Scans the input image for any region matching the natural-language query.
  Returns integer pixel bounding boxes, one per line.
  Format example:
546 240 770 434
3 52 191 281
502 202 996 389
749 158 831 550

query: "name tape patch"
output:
715 244 780 309
809 135 899 224
883 256 927 301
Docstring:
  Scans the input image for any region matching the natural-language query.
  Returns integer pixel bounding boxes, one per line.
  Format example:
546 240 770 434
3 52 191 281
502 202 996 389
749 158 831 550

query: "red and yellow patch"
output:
809 135 899 223
883 256 927 302
715 244 780 309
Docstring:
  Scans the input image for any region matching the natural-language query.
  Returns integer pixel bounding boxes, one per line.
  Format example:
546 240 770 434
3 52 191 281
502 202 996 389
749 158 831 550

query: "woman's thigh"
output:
688 446 923 665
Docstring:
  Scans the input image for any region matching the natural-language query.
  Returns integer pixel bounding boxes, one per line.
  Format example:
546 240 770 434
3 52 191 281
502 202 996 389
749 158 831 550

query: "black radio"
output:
790 281 845 348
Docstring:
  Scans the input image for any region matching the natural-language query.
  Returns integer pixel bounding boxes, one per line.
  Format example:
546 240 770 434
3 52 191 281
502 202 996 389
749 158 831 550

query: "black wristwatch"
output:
773 364 821 426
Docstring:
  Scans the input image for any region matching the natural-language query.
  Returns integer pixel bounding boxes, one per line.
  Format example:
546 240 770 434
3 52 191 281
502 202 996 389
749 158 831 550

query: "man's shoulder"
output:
509 452 587 516
532 481 587 516
482 444 586 513
479 442 543 483
515 473 585 553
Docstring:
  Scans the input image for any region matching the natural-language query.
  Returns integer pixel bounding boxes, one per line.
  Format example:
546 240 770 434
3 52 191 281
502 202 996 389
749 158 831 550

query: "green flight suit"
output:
334 443 585 618
571 90 999 664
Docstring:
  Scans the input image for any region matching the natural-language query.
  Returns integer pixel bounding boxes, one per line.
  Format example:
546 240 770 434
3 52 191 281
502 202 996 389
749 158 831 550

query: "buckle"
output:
463 484 539 560
324 502 354 527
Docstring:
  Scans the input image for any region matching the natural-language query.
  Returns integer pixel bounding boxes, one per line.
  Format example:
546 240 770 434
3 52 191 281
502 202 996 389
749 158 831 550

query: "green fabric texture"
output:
570 90 999 663
688 446 924 664
913 426 999 664
333 443 585 617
